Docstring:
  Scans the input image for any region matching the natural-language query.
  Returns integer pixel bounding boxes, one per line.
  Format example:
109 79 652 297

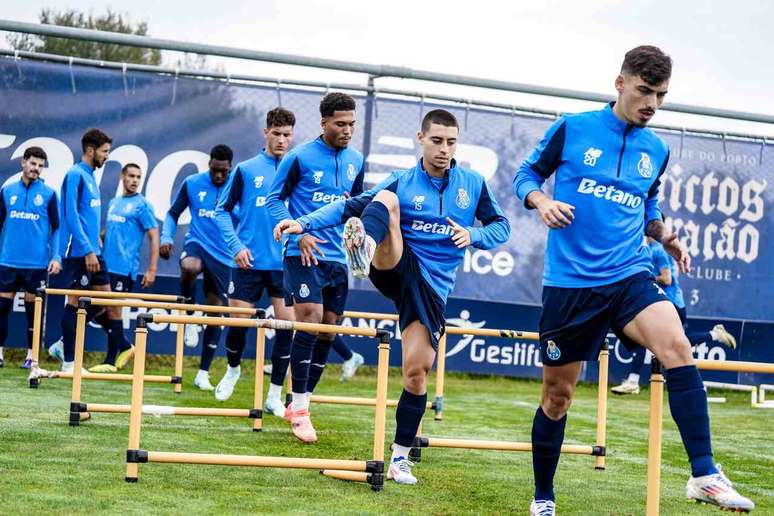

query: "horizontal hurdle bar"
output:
56 372 177 383
412 436 603 455
42 288 180 302
697 359 774 374
147 314 383 337
342 310 399 321
80 403 261 418
129 450 380 472
309 394 434 409
87 297 257 315
704 381 758 406
444 327 540 340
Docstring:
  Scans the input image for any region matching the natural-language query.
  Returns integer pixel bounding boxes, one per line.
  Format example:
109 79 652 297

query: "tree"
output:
7 9 162 65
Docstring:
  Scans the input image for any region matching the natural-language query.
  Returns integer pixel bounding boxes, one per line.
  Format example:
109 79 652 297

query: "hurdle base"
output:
408 446 422 463
125 477 138 483
29 377 39 389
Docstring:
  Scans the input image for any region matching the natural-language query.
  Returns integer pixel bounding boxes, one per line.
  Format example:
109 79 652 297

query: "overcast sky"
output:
2 0 773 136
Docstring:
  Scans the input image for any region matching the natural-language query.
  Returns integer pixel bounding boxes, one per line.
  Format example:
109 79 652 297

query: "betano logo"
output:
312 191 346 203
576 177 643 208
9 210 40 221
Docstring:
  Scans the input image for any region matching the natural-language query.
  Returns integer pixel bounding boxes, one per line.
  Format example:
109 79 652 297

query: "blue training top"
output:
161 171 233 266
649 240 685 308
0 177 60 268
60 161 102 258
298 159 511 302
513 102 670 288
215 151 284 271
266 136 365 265
103 193 158 278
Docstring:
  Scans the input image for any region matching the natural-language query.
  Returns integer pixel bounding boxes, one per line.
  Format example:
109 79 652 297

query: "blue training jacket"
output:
513 102 669 288
161 171 233 266
215 151 284 271
60 161 102 258
266 137 365 264
297 159 511 302
103 194 158 278
0 177 60 268
649 240 685 308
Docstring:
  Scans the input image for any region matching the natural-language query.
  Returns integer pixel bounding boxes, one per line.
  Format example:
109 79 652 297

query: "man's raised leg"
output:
265 296 293 417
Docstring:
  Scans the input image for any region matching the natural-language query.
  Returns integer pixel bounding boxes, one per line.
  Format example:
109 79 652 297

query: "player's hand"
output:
299 234 327 267
534 196 575 229
447 218 471 249
47 260 62 275
273 219 303 241
235 248 254 269
84 252 100 273
141 270 156 288
159 243 173 260
661 233 691 274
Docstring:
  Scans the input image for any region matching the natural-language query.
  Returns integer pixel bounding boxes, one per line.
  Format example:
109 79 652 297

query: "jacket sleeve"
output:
644 150 669 227
47 192 61 263
215 167 246 257
61 172 95 254
350 161 365 196
297 172 400 232
0 190 6 233
468 181 511 249
266 154 301 224
162 181 189 245
512 117 566 208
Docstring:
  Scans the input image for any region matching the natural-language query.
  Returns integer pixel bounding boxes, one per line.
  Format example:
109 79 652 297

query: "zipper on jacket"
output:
334 150 340 187
616 125 633 177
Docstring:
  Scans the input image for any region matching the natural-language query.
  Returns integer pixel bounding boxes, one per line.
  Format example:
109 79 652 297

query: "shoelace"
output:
533 500 555 516
393 459 415 474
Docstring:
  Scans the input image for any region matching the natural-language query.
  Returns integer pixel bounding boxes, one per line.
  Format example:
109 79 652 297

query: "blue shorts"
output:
109 273 135 293
58 255 111 289
369 246 446 351
181 242 230 301
539 271 670 365
283 256 348 315
0 266 47 294
230 268 284 304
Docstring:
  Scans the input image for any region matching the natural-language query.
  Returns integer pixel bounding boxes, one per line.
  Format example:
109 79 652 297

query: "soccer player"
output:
612 236 737 394
88 163 159 373
265 92 366 442
160 144 234 390
0 147 61 369
211 108 297 411
513 46 753 514
51 129 126 374
275 109 510 482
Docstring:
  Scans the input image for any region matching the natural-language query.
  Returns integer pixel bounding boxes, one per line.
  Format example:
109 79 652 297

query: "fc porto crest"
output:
124 203 134 214
455 188 471 209
637 152 654 178
80 275 89 286
546 340 561 361
299 283 310 299
33 194 44 207
228 281 235 295
347 163 357 181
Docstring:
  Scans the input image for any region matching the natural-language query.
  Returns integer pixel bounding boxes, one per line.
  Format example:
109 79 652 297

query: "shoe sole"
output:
343 218 368 279
688 497 751 512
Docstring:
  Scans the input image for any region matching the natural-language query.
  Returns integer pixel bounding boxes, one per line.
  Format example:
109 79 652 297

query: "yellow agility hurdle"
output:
28 287 181 389
645 358 774 515
67 297 264 427
124 312 391 491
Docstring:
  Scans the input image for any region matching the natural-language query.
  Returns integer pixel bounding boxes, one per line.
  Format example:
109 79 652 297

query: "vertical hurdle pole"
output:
595 344 610 470
433 333 447 420
646 358 665 516
371 331 391 491
253 326 266 432
125 315 150 482
29 295 44 387
173 309 184 394
69 300 89 426
285 364 293 407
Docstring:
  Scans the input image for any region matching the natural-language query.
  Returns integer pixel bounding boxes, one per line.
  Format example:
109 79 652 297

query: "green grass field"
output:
0 349 772 515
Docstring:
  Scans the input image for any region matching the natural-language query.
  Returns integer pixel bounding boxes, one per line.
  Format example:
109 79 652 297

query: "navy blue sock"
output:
290 331 317 394
686 332 713 346
394 389 427 447
62 304 78 362
225 326 248 368
361 201 390 245
628 347 647 377
532 406 567 502
307 338 334 393
181 282 196 313
331 335 353 361
24 301 36 349
665 365 717 477
0 297 12 347
270 329 293 385
199 325 222 371
104 319 125 365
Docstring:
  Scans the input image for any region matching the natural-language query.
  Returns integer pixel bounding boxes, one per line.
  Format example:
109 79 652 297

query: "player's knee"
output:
403 364 429 394
180 261 199 276
374 190 399 213
542 385 573 419
658 333 693 367
106 306 122 319
294 305 323 324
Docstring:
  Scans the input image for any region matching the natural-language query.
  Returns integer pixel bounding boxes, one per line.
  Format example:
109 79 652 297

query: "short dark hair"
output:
421 109 459 133
121 163 141 173
210 144 233 163
266 107 296 128
23 146 47 162
320 92 356 117
81 128 112 153
621 45 672 85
